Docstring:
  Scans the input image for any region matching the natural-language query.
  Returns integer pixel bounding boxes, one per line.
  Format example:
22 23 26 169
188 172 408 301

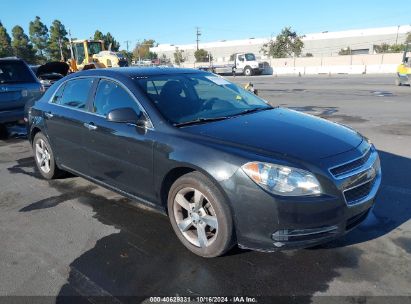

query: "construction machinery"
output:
68 40 128 72
396 43 411 86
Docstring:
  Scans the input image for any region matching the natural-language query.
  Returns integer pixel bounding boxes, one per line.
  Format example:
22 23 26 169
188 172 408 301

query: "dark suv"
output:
0 57 43 135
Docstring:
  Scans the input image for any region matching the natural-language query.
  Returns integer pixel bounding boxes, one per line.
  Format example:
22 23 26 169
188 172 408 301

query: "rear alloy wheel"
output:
168 172 234 257
33 132 63 179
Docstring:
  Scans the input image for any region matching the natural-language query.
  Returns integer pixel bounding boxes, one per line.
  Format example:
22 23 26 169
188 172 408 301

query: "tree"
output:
104 32 120 51
93 30 105 42
305 53 313 57
29 16 48 59
406 32 411 44
373 43 405 54
160 54 170 65
173 48 185 65
93 30 120 52
133 39 157 61
0 21 13 57
389 44 405 53
262 27 304 58
48 20 69 61
338 47 351 55
194 48 212 62
11 26 36 62
374 43 390 53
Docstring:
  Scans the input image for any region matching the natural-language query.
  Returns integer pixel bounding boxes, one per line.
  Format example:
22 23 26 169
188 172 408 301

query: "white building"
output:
150 25 411 64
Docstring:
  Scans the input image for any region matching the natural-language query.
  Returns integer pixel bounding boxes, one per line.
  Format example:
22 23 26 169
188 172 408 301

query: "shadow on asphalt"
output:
6 150 411 302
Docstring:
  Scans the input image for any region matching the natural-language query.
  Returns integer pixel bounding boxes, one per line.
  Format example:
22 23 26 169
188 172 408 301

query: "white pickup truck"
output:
198 53 267 76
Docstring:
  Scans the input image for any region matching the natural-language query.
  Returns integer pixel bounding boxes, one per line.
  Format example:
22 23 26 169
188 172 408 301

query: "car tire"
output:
167 171 235 257
33 132 63 179
244 67 253 76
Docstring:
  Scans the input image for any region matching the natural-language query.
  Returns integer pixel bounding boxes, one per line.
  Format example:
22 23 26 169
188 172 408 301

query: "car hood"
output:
182 108 363 161
36 62 69 77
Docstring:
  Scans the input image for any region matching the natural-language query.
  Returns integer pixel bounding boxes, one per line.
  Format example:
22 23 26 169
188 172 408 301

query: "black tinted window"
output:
93 79 141 116
57 78 95 110
0 61 36 84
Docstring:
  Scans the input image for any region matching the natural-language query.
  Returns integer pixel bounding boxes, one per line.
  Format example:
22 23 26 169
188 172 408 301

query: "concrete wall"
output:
177 53 403 75
268 53 403 75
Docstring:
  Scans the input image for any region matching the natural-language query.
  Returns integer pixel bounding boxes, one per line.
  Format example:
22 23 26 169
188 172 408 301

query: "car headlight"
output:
242 162 322 196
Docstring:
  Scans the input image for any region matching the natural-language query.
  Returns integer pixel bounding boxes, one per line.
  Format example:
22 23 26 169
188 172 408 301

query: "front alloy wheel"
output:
174 187 218 248
168 172 234 257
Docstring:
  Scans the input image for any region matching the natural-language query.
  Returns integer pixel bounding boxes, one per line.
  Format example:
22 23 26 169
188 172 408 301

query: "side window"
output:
58 78 95 110
93 79 141 116
51 83 66 104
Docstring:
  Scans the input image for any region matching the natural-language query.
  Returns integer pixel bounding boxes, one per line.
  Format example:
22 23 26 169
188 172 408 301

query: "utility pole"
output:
58 37 64 61
68 29 74 60
124 40 131 53
395 25 400 45
196 27 201 50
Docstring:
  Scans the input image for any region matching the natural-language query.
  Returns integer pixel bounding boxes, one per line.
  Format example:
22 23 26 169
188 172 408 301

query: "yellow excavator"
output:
396 43 411 86
68 40 128 72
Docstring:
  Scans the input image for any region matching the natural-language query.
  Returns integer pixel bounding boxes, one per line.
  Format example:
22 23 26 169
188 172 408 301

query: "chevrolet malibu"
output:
27 68 381 257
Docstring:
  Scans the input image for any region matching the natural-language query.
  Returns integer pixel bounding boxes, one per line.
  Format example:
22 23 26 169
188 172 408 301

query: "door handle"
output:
83 122 98 131
44 112 54 119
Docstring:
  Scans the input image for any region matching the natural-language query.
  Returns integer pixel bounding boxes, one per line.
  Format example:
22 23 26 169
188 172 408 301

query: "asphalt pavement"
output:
0 74 410 304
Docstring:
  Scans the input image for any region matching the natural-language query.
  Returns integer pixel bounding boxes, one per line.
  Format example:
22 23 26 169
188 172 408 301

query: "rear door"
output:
44 77 97 172
82 78 155 202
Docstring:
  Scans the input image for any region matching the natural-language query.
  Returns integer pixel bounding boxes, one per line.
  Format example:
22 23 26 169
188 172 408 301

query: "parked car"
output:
0 57 43 136
30 62 69 90
27 68 381 257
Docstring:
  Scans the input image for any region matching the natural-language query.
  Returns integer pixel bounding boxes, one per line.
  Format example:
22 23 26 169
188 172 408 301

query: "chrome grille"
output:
344 179 375 205
330 148 371 177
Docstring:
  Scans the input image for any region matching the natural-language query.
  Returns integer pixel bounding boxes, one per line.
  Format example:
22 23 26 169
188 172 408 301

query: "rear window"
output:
0 61 36 84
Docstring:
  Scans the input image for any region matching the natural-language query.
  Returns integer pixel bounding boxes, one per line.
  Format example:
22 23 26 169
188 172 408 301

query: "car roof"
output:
73 67 207 79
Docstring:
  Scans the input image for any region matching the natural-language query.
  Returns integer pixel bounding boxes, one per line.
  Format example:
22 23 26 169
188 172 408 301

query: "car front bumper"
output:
220 148 381 252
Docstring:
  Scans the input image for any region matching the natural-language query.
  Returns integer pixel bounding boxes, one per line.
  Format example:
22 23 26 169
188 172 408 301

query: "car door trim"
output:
60 163 164 213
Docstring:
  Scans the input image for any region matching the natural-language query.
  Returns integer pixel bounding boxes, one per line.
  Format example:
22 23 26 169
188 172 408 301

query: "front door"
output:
83 78 155 202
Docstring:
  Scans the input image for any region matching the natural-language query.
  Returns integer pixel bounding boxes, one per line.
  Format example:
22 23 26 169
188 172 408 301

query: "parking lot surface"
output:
0 75 410 303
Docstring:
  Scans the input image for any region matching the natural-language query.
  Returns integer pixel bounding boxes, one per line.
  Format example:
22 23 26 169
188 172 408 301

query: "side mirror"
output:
107 107 149 128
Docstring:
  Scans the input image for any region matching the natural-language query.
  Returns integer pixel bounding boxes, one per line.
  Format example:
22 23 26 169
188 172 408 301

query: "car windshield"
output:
0 61 36 84
136 73 271 126
245 53 256 61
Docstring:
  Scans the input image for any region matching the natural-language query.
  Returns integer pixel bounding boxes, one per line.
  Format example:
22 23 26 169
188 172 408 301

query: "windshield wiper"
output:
232 107 272 117
174 116 230 127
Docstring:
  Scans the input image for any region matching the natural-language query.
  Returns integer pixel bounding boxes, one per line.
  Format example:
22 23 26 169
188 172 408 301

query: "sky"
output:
1 0 410 50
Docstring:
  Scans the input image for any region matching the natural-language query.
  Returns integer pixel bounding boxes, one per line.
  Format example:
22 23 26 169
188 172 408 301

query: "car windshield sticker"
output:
205 76 230 86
